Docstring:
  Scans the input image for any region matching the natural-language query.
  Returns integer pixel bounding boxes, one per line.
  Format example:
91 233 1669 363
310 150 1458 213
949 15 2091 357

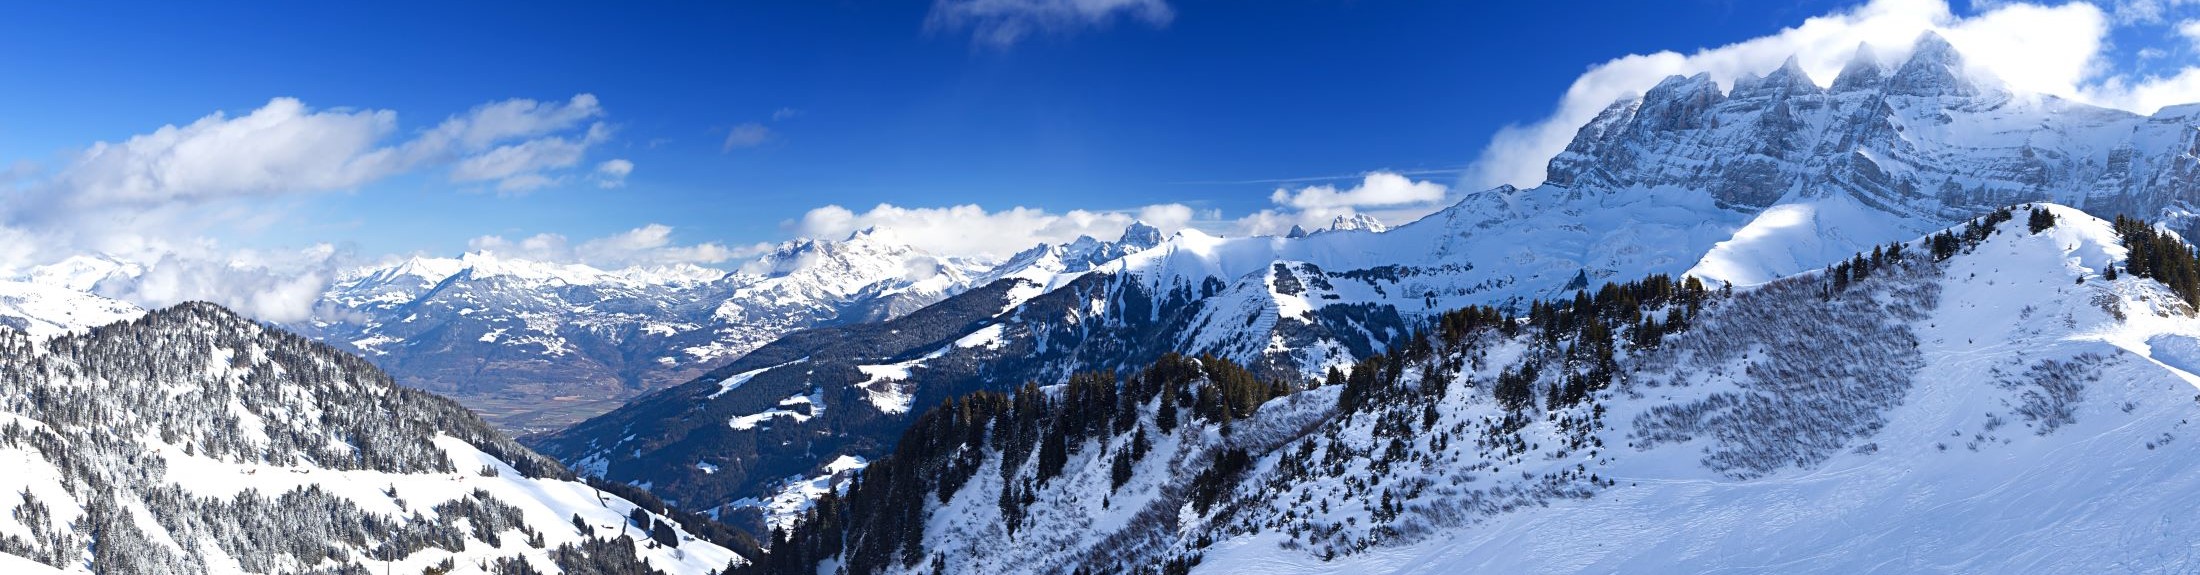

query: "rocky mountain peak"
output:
1327 213 1389 233
1830 42 1887 92
1886 31 1980 97
1733 55 1819 100
1636 72 1726 131
1119 220 1165 248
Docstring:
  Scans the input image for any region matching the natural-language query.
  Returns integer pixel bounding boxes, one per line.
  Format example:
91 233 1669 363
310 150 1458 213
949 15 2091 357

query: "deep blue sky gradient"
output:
0 1 2109 257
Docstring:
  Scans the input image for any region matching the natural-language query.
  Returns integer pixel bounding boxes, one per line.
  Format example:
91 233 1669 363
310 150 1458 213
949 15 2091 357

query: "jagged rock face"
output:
1546 33 2200 227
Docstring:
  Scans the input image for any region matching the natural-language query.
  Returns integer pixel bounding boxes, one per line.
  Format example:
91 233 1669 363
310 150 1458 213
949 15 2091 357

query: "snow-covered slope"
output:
178 225 1142 434
1006 30 2200 373
541 34 2200 538
739 205 2200 574
0 303 747 574
0 280 142 337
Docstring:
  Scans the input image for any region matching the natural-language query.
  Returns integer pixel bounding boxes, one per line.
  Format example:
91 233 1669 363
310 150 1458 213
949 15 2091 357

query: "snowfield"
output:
1200 204 2200 573
0 303 748 574
813 206 2200 575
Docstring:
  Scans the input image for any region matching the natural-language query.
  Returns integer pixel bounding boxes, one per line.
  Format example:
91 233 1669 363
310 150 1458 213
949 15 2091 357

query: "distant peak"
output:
1908 30 1959 62
1830 43 1886 92
1766 55 1812 83
1118 220 1164 248
1327 213 1389 234
846 226 902 244
1636 72 1724 131
1735 54 1818 99
1647 72 1717 96
1887 31 1980 97
1286 224 1311 239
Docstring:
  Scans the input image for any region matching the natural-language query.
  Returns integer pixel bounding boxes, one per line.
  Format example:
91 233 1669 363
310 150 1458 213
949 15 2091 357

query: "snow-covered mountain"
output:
0 302 747 574
290 224 1155 434
292 230 983 434
536 32 2200 540
0 223 1165 436
0 280 142 338
738 205 2200 574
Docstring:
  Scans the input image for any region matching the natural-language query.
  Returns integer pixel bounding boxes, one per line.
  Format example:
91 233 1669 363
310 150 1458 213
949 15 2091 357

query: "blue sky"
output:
0 1 1862 256
4 0 2200 284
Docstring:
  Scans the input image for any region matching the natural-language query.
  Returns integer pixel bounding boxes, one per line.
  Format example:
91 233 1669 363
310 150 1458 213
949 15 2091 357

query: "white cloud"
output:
723 123 772 151
926 0 1173 48
593 159 634 188
1227 171 1453 236
402 94 611 192
420 93 604 151
0 93 623 320
772 107 802 121
466 224 764 269
1269 172 1448 210
45 98 401 208
89 245 348 323
2100 0 2200 23
792 202 1194 259
1465 0 2200 190
448 122 612 193
2179 18 2200 49
784 172 1448 252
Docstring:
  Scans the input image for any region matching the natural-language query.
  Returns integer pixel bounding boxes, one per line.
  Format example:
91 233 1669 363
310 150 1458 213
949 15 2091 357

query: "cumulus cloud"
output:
723 123 772 151
792 202 1195 259
403 93 612 192
1269 172 1448 210
40 98 400 209
782 171 1450 253
92 246 346 323
1231 171 1452 236
450 130 603 191
593 159 634 188
466 224 765 269
1467 0 2200 190
0 93 624 320
926 0 1173 48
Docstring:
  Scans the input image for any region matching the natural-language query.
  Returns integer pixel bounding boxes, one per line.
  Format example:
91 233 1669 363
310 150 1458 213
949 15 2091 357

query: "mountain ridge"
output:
738 203 2200 574
536 34 2200 537
0 301 749 574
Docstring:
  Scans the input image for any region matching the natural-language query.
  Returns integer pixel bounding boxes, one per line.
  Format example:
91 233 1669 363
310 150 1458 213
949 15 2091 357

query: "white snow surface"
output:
0 280 143 337
875 206 2200 575
0 308 747 574
731 455 871 534
148 436 745 575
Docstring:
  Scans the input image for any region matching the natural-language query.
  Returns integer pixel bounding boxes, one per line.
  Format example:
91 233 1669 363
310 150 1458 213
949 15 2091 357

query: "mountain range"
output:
528 33 2200 536
5 31 2200 574
740 203 2200 574
1 222 1168 435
